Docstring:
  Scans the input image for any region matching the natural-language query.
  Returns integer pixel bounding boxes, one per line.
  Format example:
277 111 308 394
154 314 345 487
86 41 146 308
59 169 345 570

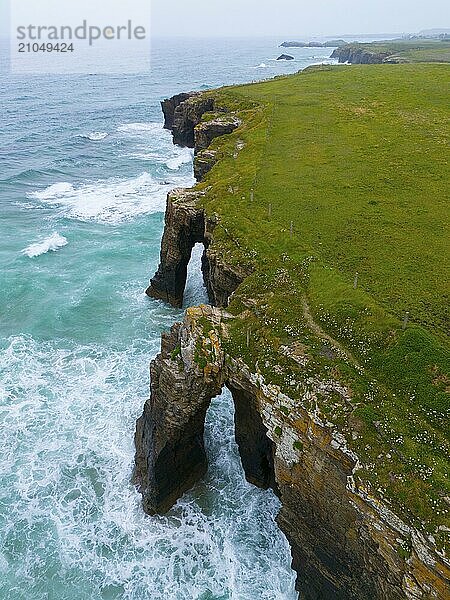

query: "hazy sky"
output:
151 0 449 37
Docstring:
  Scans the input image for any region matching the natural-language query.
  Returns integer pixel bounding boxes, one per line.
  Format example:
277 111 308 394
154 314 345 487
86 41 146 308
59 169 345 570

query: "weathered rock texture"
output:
193 149 218 181
161 92 215 147
138 91 450 599
134 305 450 599
193 116 240 181
195 116 241 153
145 189 206 307
161 92 240 177
145 187 246 307
161 92 196 131
331 45 395 64
133 317 223 514
147 94 244 306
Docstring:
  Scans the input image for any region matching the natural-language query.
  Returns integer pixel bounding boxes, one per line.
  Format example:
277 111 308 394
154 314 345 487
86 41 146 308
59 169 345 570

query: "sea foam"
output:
0 333 296 600
117 122 163 134
119 121 194 172
165 147 193 170
21 232 68 258
29 171 194 224
84 131 109 141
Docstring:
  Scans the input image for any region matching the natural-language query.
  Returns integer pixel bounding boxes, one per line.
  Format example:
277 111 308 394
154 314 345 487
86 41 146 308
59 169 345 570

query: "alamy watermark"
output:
8 0 152 74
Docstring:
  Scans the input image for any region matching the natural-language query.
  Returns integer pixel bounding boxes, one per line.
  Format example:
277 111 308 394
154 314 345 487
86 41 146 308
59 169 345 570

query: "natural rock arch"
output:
133 320 278 516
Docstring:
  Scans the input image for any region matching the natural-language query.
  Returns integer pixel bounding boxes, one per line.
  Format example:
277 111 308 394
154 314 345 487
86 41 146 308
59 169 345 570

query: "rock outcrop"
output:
146 94 243 306
161 93 215 147
277 54 295 61
161 92 240 176
281 40 346 48
195 115 241 153
193 115 240 180
331 45 395 64
145 189 206 307
135 305 450 599
145 187 246 308
161 92 196 131
193 149 218 181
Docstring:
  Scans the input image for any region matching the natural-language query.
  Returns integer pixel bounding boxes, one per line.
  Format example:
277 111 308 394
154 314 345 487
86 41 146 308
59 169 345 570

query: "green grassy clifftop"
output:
332 39 450 63
193 64 450 551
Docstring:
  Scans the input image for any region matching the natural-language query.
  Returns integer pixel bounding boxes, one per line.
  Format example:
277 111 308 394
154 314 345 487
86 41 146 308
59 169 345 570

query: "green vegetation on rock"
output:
338 38 450 63
194 63 449 549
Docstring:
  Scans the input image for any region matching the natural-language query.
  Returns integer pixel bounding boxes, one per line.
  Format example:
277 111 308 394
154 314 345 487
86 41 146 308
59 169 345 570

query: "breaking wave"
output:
82 132 109 141
165 148 193 170
21 232 68 257
28 172 194 223
117 122 163 134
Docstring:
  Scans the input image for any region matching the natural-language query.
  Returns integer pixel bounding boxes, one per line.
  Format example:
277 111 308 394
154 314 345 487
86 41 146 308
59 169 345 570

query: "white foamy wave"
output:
127 147 193 171
118 121 194 173
183 243 209 308
117 122 163 134
29 172 194 223
0 332 296 600
126 151 165 161
21 232 68 258
254 63 268 68
84 131 108 141
165 147 193 170
34 182 73 200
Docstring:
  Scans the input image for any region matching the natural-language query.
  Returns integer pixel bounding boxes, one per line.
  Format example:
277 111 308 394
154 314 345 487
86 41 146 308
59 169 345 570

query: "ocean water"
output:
0 38 337 600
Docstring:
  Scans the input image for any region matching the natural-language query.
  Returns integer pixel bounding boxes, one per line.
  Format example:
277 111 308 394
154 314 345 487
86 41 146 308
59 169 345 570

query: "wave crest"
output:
28 172 194 224
165 148 193 170
21 232 68 258
81 132 109 141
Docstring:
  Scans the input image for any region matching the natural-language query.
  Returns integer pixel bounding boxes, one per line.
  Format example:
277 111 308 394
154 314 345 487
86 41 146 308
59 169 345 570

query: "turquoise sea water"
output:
0 38 337 599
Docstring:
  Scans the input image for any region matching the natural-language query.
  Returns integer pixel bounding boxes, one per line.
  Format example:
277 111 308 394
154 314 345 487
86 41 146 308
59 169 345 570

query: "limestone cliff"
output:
161 92 214 147
161 92 196 131
136 92 450 599
160 91 240 176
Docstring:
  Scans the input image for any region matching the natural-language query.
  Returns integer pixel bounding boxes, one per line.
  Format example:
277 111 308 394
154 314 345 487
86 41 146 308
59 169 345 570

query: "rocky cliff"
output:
331 45 395 64
135 305 450 599
145 187 246 307
147 94 242 306
136 92 450 599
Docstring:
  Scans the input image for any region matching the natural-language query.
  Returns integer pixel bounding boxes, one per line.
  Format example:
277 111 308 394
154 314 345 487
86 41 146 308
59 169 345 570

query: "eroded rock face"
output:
331 46 393 64
145 189 205 308
193 149 218 181
161 92 240 158
166 94 216 147
161 92 196 131
228 382 279 493
201 232 246 307
133 318 224 514
147 94 245 306
195 116 241 153
145 188 246 308
134 306 450 599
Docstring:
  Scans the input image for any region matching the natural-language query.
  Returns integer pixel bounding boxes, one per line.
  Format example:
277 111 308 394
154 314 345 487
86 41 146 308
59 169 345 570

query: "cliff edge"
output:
135 66 450 599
